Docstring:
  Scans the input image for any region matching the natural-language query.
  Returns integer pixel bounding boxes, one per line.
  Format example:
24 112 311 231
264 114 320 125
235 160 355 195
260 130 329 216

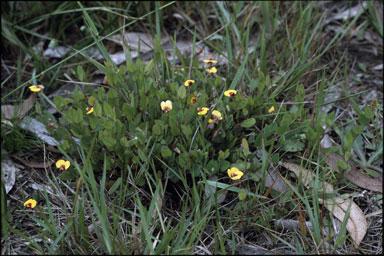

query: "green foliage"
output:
53 50 326 183
3 1 381 254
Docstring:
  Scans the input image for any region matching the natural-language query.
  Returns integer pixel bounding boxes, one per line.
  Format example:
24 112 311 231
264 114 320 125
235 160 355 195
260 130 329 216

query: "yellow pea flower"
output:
56 159 70 171
86 107 94 115
206 67 217 74
203 57 217 63
197 107 209 115
24 199 37 209
208 110 223 123
29 85 44 92
224 90 237 97
227 167 244 180
190 97 197 104
268 106 275 114
184 80 195 87
161 100 172 113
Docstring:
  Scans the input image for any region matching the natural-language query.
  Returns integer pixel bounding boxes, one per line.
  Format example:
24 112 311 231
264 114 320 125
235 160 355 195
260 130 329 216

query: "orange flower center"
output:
230 173 238 178
163 107 170 113
230 92 235 97
188 81 193 86
86 107 91 112
25 203 32 208
60 165 66 171
191 97 197 103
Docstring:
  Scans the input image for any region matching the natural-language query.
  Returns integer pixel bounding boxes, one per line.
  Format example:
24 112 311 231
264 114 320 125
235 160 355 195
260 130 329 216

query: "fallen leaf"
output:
13 156 54 169
204 176 227 204
323 2 367 25
1 94 36 120
107 32 170 53
280 162 334 193
281 162 368 246
18 116 60 147
18 116 81 147
1 158 20 194
253 167 290 194
322 152 382 193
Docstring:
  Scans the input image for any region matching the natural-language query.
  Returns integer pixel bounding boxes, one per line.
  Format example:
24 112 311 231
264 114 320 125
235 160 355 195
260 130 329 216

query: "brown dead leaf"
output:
280 162 334 194
13 156 54 169
254 167 290 193
324 197 368 247
107 32 170 53
323 152 382 193
1 94 36 120
281 162 368 246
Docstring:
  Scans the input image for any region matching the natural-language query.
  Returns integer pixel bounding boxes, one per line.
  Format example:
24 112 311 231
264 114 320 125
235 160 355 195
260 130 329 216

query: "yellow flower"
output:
86 107 94 115
224 90 237 97
206 67 217 74
197 107 209 115
174 67 185 74
208 110 222 123
203 57 217 63
29 85 44 92
161 100 172 113
190 96 197 104
227 167 244 180
268 106 275 114
24 199 37 209
56 159 70 171
184 80 195 87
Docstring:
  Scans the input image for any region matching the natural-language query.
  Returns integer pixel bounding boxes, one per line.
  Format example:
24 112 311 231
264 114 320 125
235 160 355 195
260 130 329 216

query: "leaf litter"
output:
281 162 368 247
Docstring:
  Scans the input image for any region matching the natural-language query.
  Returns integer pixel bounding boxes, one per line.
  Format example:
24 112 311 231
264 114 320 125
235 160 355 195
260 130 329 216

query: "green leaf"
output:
161 146 172 158
58 167 78 181
103 102 114 118
127 61 135 73
97 87 105 101
342 125 365 152
54 96 65 111
336 159 351 171
219 159 230 172
364 168 379 178
120 137 129 148
119 65 127 76
65 107 75 124
138 149 147 162
88 96 96 106
101 136 116 147
107 88 119 101
144 60 154 76
177 85 186 99
205 160 219 175
181 124 192 137
241 118 256 128
152 121 163 136
358 106 375 125
104 120 115 130
264 122 277 138
94 103 102 117
238 191 247 201
76 65 86 82
326 111 335 127
74 108 84 123
282 140 304 152
122 103 135 121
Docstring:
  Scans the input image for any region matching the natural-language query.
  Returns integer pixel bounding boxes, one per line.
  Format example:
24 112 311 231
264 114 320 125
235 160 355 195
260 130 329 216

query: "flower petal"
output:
227 167 244 180
24 199 37 209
